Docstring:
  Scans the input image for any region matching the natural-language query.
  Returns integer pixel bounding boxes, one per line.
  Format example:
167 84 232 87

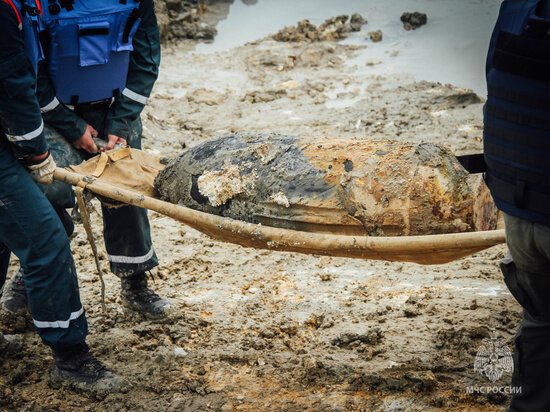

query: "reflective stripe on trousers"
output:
0 140 87 347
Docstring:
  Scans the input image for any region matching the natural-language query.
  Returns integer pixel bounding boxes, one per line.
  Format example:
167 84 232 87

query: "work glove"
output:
26 152 57 185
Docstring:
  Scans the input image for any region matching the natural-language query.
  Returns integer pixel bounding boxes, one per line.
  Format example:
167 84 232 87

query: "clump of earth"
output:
1 2 518 411
273 13 366 42
401 11 428 30
368 29 383 42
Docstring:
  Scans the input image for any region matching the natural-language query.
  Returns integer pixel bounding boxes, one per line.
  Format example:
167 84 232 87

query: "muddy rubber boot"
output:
0 269 32 332
50 342 122 396
120 272 169 317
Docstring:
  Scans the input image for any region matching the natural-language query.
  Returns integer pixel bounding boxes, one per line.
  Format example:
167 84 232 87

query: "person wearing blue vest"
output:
0 0 169 320
485 0 550 410
0 0 120 393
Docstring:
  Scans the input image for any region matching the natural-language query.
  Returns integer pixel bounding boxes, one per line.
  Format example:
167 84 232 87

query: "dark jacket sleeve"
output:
0 1 48 158
36 60 88 142
104 0 160 139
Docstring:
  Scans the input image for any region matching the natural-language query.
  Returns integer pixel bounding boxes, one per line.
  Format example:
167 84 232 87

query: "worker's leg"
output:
0 126 83 318
0 145 87 347
102 204 158 276
100 118 167 316
0 144 121 392
501 213 550 412
101 117 157 275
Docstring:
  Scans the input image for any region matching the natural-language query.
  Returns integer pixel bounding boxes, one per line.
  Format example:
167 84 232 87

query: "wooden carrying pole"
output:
54 168 506 265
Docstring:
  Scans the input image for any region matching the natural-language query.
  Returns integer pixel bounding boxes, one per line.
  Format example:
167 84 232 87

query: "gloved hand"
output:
26 152 57 185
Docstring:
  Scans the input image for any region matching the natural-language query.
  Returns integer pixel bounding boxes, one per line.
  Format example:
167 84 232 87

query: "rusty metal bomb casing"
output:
154 134 497 236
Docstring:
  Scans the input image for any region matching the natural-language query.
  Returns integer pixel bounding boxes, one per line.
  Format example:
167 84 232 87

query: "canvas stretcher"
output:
53 147 505 265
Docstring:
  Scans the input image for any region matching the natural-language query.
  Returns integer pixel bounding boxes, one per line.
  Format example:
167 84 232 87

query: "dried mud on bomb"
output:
0 1 519 411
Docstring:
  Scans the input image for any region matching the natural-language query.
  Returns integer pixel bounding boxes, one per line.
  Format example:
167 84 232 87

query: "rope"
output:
75 186 106 312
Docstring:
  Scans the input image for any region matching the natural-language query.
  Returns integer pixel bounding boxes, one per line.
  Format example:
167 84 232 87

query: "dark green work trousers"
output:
0 141 87 347
501 213 550 412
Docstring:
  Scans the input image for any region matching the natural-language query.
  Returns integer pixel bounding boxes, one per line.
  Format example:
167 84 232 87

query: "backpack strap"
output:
122 6 141 43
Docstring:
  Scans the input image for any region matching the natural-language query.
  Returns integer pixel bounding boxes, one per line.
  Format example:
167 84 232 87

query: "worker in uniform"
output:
485 0 550 410
0 0 169 319
0 0 119 391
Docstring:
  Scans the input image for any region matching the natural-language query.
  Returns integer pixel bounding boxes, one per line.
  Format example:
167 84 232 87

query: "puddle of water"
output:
477 285 507 297
455 285 509 297
196 0 502 95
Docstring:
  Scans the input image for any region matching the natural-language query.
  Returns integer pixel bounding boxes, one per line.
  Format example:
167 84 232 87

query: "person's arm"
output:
0 1 47 159
103 0 160 149
0 2 56 183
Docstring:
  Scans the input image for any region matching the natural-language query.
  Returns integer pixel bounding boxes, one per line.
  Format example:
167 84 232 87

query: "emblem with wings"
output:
474 336 514 382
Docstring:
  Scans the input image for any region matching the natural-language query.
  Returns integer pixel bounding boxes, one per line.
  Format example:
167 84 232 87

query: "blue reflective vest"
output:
484 0 550 224
5 0 44 75
39 0 141 105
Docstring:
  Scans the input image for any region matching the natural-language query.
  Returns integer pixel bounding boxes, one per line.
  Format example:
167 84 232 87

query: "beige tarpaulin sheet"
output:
57 148 506 265
68 147 165 198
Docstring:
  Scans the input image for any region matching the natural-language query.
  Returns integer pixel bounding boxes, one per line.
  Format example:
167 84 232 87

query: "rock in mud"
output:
318 15 353 40
332 329 384 347
273 14 365 42
401 12 428 31
272 20 319 42
154 134 498 236
368 30 383 42
350 13 366 31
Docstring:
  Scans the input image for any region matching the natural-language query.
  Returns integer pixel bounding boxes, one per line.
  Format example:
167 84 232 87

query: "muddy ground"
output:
0 4 520 412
